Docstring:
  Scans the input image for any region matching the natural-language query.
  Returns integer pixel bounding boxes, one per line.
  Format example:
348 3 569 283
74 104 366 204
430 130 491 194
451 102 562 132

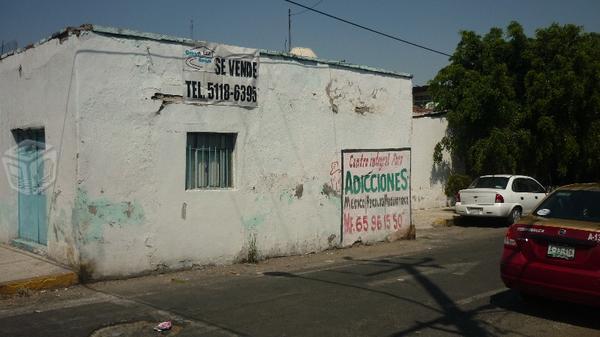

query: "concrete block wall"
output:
410 114 452 209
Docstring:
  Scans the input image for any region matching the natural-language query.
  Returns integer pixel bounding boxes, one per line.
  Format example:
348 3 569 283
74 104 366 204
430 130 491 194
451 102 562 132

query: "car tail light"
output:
455 192 461 203
504 225 518 248
495 193 504 203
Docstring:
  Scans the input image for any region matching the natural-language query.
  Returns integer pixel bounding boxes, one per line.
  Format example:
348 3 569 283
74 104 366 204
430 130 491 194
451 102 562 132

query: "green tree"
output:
431 22 600 185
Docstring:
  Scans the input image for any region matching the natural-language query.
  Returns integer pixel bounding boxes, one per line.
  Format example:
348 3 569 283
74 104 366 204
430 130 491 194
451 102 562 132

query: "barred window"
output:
186 133 235 189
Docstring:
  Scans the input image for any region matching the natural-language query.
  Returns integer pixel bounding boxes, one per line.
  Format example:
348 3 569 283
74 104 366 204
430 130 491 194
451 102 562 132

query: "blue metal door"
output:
16 129 47 245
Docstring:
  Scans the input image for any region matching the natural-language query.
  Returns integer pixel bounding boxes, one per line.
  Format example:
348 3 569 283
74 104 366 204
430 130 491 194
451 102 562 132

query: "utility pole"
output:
190 19 194 40
288 8 292 52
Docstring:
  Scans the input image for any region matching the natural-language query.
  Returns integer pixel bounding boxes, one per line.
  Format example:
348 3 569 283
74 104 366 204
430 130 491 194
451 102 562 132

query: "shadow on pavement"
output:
490 289 600 331
266 256 526 337
454 216 509 228
266 255 599 336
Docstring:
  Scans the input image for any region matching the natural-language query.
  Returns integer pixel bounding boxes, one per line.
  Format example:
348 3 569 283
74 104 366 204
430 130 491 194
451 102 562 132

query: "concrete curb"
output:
0 244 79 295
0 272 78 295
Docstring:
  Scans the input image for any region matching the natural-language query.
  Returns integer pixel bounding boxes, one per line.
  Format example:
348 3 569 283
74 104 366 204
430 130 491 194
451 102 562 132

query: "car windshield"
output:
468 177 509 189
534 190 600 222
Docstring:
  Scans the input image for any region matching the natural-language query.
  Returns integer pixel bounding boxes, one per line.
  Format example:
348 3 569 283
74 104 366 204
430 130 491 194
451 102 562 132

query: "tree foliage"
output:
430 22 600 185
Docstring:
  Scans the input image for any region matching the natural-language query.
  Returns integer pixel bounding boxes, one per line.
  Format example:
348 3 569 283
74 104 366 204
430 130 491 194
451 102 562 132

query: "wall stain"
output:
294 184 304 199
354 105 372 114
279 190 294 205
325 81 341 113
0 200 16 233
242 214 266 230
321 183 340 198
52 209 68 242
51 189 62 210
327 234 337 247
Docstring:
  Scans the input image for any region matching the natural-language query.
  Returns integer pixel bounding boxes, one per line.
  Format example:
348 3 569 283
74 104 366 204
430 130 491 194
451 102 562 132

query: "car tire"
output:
507 207 521 225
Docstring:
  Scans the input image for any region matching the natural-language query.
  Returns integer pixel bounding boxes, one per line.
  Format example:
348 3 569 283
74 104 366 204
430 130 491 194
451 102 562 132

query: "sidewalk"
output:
0 244 78 295
0 208 455 296
413 207 458 229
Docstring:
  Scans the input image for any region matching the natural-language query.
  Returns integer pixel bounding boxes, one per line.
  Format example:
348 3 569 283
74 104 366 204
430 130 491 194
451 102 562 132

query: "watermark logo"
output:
184 46 215 71
2 140 57 195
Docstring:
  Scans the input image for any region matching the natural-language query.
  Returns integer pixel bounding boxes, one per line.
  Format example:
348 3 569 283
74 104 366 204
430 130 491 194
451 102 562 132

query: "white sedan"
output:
454 175 547 224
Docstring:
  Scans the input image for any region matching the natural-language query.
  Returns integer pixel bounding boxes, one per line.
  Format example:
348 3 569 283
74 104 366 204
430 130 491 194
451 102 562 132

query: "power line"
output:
291 0 323 16
284 0 451 57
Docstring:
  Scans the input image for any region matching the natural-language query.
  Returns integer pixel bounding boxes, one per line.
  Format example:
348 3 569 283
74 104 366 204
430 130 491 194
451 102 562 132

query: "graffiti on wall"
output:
341 149 411 246
329 160 342 194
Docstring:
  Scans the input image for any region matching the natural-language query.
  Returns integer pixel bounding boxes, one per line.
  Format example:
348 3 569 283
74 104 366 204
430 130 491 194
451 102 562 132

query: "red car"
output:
500 183 600 306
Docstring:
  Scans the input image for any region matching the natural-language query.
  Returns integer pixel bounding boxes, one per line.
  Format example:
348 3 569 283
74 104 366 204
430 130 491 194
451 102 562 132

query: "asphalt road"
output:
0 225 598 337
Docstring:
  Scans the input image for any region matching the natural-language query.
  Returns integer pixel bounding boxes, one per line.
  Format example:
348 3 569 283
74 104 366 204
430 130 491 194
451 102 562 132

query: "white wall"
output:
0 36 81 266
59 31 412 278
410 114 451 209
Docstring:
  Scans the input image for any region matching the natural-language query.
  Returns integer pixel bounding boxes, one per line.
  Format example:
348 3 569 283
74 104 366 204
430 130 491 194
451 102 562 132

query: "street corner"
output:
0 245 78 296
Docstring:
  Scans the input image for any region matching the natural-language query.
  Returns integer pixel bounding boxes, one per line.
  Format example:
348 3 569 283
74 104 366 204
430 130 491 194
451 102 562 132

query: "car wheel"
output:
507 207 521 225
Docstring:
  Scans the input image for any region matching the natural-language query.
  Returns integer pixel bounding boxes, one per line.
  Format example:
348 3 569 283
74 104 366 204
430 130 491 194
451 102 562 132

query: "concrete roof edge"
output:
260 49 412 79
412 110 447 118
0 25 91 60
1 24 413 79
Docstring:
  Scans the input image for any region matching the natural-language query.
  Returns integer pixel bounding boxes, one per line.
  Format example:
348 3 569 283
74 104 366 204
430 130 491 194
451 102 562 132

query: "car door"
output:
524 178 546 211
511 178 532 214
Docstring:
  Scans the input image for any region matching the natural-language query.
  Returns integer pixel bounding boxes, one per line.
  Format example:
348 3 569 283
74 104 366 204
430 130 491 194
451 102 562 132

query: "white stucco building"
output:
0 25 413 279
411 111 452 209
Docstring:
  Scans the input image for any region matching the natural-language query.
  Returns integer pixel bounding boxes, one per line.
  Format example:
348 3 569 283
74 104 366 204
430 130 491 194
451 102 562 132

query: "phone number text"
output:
185 80 257 103
343 213 405 234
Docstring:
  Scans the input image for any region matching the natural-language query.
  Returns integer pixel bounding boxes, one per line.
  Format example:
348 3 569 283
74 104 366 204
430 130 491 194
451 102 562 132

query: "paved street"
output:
0 225 598 337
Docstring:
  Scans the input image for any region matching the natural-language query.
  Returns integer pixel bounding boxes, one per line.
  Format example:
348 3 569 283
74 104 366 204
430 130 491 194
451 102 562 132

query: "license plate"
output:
547 244 575 260
467 207 483 215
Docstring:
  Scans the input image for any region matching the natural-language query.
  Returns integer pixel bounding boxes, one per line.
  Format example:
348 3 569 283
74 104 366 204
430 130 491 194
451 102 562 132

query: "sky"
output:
1 0 599 85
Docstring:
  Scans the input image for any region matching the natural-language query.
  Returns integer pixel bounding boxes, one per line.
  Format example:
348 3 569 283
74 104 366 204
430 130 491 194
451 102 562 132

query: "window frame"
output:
511 178 528 193
469 177 509 189
185 132 236 190
524 178 545 193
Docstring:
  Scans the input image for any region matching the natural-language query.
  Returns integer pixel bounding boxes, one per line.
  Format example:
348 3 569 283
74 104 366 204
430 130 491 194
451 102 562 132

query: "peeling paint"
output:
72 188 145 244
151 92 183 114
324 79 387 115
0 26 412 279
